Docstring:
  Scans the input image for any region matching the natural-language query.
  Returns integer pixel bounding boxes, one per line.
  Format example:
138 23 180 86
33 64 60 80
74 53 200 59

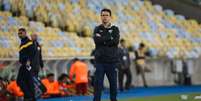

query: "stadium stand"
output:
0 11 94 58
0 0 200 59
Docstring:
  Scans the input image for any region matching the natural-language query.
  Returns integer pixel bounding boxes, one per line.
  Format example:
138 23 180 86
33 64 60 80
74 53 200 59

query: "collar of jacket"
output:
101 23 113 28
21 37 29 44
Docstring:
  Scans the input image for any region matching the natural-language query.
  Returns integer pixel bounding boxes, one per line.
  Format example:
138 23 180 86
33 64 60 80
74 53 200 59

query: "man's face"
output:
121 42 126 47
101 11 111 24
31 34 37 41
18 30 26 39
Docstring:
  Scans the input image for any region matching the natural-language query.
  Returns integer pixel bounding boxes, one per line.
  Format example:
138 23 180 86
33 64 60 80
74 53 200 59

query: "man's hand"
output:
96 33 101 37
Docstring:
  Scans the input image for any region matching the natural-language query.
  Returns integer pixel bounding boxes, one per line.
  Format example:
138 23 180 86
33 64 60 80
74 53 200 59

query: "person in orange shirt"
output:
7 80 24 97
69 58 89 95
41 73 60 98
58 73 76 96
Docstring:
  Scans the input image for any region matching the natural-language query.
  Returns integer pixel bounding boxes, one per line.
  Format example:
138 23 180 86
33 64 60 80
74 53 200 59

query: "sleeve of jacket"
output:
118 48 123 63
19 40 35 65
127 50 131 67
90 50 95 65
93 26 111 46
39 46 44 68
19 52 27 65
105 26 120 46
134 50 138 60
27 42 35 62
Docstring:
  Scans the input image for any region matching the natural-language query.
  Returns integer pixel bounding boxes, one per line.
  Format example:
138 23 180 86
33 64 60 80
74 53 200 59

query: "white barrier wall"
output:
0 58 200 87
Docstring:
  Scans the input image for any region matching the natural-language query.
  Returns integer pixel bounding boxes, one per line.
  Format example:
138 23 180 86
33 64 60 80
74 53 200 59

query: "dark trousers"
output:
93 63 117 101
17 65 35 101
118 68 132 91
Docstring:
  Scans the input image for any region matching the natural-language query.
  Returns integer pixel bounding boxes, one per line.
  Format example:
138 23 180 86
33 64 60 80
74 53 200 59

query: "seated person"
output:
41 73 60 98
7 79 23 101
58 73 76 96
7 79 24 97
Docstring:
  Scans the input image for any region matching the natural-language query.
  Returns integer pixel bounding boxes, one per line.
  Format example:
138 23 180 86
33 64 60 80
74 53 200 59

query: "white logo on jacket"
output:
109 29 113 33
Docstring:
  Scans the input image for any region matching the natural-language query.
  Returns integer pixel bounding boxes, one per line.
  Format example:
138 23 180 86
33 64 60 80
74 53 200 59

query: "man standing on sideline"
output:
30 33 44 76
17 28 36 101
118 39 132 92
93 8 120 101
135 43 150 88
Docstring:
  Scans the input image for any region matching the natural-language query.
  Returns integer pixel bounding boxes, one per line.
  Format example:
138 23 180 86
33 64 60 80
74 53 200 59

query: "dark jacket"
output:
19 37 35 66
90 49 95 65
19 37 43 75
31 41 44 74
93 24 120 63
118 47 131 69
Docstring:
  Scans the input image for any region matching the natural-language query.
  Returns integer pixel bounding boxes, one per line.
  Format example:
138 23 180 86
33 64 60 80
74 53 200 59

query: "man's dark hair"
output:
18 28 26 32
47 73 54 77
58 73 68 81
72 58 79 63
120 39 125 43
139 42 145 48
101 8 112 16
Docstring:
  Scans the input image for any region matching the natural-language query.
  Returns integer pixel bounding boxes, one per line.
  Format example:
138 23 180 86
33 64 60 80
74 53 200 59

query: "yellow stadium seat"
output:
0 0 200 58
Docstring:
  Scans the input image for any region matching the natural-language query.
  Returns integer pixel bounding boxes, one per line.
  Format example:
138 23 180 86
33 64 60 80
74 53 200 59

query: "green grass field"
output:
104 93 201 101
